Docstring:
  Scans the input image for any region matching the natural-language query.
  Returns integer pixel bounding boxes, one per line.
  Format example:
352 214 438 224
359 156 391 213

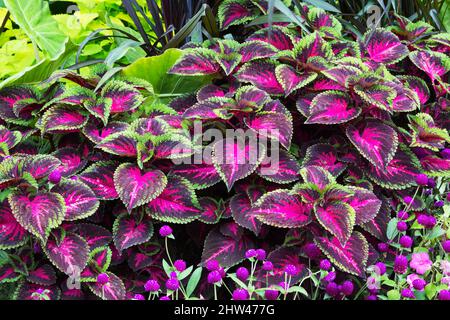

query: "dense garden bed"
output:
0 0 449 301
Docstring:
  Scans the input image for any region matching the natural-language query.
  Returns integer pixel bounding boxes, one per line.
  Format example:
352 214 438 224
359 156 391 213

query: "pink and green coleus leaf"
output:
84 97 112 125
257 148 300 184
0 264 20 283
96 131 138 157
0 85 40 124
201 228 254 268
41 106 88 134
8 191 65 244
78 161 119 200
346 119 399 168
366 145 421 189
408 113 450 151
169 48 221 75
88 246 112 272
354 84 395 111
27 264 56 286
418 153 450 178
275 64 317 96
293 32 333 64
236 61 284 95
0 201 28 249
197 197 222 224
0 127 21 155
346 186 382 225
52 179 99 221
183 97 233 120
114 163 167 212
315 231 369 277
22 155 61 180
246 26 294 50
361 200 390 242
212 137 265 191
147 175 201 223
44 231 90 275
68 223 112 250
52 147 87 177
314 201 355 246
299 165 335 190
364 29 409 64
398 76 430 105
170 161 221 190
83 121 130 144
303 144 346 177
14 283 61 300
101 80 144 114
239 41 277 63
244 112 293 149
113 211 154 252
234 86 271 111
153 134 194 160
88 272 126 300
305 91 360 125
218 0 257 29
252 190 312 228
230 192 262 236
409 50 450 82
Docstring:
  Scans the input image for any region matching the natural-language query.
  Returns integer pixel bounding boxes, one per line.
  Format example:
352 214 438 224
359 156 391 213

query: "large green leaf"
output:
4 0 68 58
121 48 213 95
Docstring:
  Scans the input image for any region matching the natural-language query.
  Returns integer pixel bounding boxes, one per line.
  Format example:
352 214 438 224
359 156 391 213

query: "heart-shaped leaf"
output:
113 211 154 252
314 201 355 246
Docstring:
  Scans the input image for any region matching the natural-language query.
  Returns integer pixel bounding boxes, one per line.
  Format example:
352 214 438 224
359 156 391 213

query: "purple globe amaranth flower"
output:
144 279 160 292
442 240 450 253
434 200 444 208
264 289 279 300
160 296 171 301
323 271 336 283
438 290 450 300
412 278 426 291
48 170 62 184
399 235 413 248
397 221 408 232
401 288 415 299
394 255 408 274
245 249 257 259
403 196 414 205
284 264 298 276
232 288 249 300
325 282 339 297
206 260 220 271
366 295 378 300
173 260 186 272
447 192 450 202
427 178 436 188
218 267 226 278
262 260 273 271
255 249 266 260
165 278 179 291
319 259 332 271
417 214 430 227
410 252 432 275
426 215 437 228
415 173 428 186
159 225 173 237
375 262 386 275
207 270 222 284
377 242 389 252
340 280 354 296
424 189 433 196
236 267 249 282
133 294 145 300
278 281 289 290
169 271 178 279
441 148 450 159
303 243 321 259
397 210 409 220
96 273 109 285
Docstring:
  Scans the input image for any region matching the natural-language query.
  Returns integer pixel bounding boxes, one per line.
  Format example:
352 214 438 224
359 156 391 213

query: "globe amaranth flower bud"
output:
96 273 109 285
159 225 173 237
323 271 336 283
442 240 450 253
255 249 266 260
397 210 409 220
377 242 389 252
245 249 257 259
262 260 273 271
394 255 408 274
165 278 180 291
48 170 62 184
144 279 160 292
427 178 436 188
434 200 444 208
441 148 450 159
375 262 387 275
160 296 171 301
236 267 249 282
399 235 413 248
417 214 429 226
397 221 408 232
401 288 415 299
207 270 222 284
424 189 432 196
133 294 145 300
319 259 332 271
340 280 354 296
169 271 178 279
325 282 339 297
284 264 298 276
403 196 414 205
412 278 426 291
438 290 450 300
264 289 279 300
365 295 377 300
426 216 437 228
232 288 249 300
415 173 428 186
206 260 220 271
303 243 321 259
173 260 186 272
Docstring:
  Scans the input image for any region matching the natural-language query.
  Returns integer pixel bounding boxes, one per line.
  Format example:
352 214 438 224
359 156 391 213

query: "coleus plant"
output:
0 2 448 300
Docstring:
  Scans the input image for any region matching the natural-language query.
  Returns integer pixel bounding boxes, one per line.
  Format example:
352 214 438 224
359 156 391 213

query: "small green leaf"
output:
186 266 202 298
387 289 401 300
387 218 399 240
